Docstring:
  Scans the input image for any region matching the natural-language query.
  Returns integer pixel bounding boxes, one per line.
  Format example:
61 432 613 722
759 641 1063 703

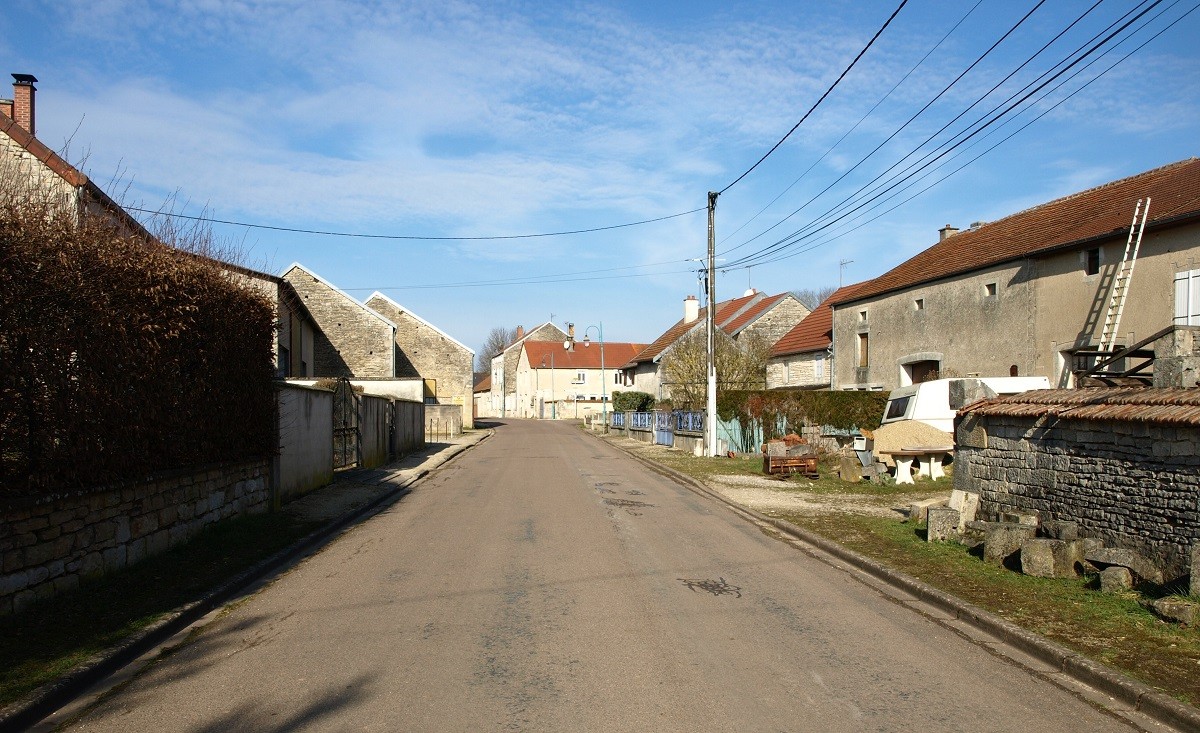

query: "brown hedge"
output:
0 202 276 497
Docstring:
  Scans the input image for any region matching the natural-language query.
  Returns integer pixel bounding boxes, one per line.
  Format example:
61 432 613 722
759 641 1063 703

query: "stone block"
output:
102 545 127 574
80 552 104 577
1100 566 1134 592
1021 539 1080 578
839 454 861 482
0 570 31 596
909 497 948 524
114 516 131 544
1192 545 1200 598
983 523 1036 565
1000 511 1039 527
927 507 962 542
1085 547 1164 585
1039 520 1079 541
1152 597 1199 626
948 490 979 528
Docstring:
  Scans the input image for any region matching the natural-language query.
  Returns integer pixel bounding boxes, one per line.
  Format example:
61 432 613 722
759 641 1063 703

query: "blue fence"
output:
675 411 704 433
630 412 652 430
611 412 626 428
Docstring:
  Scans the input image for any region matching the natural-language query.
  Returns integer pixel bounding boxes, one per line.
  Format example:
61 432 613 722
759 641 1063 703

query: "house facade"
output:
282 263 396 378
366 292 475 428
831 159 1200 392
624 291 810 401
514 341 646 419
767 283 865 390
489 322 569 417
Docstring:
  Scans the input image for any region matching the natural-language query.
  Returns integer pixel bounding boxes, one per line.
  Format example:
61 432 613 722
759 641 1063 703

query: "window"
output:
572 371 586 384
1085 248 1101 276
914 298 924 311
984 282 997 297
1175 269 1200 325
859 310 868 322
857 333 869 368
884 395 911 421
813 353 826 381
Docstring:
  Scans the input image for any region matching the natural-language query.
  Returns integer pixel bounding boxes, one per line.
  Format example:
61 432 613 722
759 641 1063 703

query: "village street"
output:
61 421 1136 733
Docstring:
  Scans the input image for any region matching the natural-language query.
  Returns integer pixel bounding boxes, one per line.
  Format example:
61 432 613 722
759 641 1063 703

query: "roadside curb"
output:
0 430 491 733
595 431 1200 733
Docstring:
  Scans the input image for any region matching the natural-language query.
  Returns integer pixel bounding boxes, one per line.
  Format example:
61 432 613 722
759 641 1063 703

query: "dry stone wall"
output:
1 459 269 615
955 413 1199 579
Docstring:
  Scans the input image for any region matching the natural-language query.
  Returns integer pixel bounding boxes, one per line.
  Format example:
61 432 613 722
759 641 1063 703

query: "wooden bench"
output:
763 454 819 478
880 446 953 485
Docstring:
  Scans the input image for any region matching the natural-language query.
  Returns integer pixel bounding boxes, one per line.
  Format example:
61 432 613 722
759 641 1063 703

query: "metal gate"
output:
332 377 360 469
654 410 673 446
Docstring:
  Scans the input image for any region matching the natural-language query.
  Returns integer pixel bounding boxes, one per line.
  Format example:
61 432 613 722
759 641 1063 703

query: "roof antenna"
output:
743 266 755 298
839 259 854 287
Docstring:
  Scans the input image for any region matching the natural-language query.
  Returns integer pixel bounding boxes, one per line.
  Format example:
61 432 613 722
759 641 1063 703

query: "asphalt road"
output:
62 420 1140 732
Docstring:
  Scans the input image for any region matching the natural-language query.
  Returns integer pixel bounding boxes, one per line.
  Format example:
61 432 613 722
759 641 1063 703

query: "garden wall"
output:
1 459 269 615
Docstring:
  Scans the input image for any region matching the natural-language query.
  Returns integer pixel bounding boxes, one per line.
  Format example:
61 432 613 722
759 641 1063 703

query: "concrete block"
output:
927 507 962 542
1100 565 1134 593
1021 539 1080 578
983 523 1036 565
1085 547 1164 585
909 497 948 524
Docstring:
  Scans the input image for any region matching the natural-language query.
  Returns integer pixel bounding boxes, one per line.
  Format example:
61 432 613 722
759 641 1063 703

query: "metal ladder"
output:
1098 198 1150 355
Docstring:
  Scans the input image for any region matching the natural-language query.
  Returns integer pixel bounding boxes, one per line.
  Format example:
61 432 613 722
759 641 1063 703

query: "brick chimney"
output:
514 325 525 342
938 224 959 241
683 295 699 324
12 74 37 136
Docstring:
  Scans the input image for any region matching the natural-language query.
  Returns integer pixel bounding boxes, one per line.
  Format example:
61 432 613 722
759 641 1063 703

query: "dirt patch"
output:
705 474 945 518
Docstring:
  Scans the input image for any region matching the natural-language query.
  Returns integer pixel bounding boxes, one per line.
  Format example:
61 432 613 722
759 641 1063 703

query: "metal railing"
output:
631 412 652 430
675 411 704 434
611 412 626 428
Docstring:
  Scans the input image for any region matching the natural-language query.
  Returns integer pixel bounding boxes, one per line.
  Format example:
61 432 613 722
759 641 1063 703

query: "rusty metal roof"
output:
958 388 1200 426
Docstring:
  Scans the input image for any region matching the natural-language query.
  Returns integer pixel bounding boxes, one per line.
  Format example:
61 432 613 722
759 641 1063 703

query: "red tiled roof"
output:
524 341 647 370
771 282 868 357
959 387 1200 426
625 292 770 367
473 373 491 392
0 111 87 187
844 158 1200 304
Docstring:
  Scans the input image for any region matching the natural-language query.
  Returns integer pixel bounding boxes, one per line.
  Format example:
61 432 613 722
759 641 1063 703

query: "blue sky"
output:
3 1 1198 360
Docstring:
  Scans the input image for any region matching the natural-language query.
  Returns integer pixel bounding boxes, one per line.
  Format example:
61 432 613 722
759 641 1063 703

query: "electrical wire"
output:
123 205 704 241
716 0 910 195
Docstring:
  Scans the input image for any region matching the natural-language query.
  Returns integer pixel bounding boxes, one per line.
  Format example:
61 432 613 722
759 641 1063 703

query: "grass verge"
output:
0 511 321 708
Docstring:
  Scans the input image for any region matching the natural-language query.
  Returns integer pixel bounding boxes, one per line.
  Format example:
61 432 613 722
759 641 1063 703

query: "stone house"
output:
473 373 493 420
1 73 313 377
489 322 569 417
282 263 396 378
767 282 867 390
830 158 1200 392
365 292 475 428
623 290 810 401
514 341 646 419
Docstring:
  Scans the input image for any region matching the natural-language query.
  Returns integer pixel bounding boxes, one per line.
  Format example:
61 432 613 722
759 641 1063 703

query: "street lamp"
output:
582 323 606 426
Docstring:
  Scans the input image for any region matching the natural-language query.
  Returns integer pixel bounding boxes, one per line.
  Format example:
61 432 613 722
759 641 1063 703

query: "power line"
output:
717 0 910 195
123 205 705 241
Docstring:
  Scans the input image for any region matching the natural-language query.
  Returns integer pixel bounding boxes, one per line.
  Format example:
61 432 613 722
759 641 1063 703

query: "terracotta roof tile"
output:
959 387 1200 426
524 341 647 370
844 158 1200 304
474 374 492 392
0 111 87 188
771 282 869 357
625 292 772 367
722 293 790 334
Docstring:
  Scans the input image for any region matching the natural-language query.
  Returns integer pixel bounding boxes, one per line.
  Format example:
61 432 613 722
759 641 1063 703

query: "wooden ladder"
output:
1098 198 1150 355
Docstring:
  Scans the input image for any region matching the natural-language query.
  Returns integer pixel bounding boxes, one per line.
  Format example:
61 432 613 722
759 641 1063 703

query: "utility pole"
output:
706 191 719 458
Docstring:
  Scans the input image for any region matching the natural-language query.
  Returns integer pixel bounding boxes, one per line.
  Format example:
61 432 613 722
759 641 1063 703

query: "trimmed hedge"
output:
0 202 276 497
718 389 889 435
612 390 655 412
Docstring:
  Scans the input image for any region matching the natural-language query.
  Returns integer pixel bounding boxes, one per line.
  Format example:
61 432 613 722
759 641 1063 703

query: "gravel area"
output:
706 474 948 518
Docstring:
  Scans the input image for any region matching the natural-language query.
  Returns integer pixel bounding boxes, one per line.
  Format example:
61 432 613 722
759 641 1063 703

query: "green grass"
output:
0 511 321 708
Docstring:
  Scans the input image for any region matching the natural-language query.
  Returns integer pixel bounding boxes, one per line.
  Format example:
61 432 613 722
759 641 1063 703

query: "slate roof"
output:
959 387 1200 426
771 282 868 357
624 291 777 367
842 158 1200 305
524 341 647 370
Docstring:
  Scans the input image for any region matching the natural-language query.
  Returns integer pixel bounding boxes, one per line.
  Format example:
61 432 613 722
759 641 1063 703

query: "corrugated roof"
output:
843 158 1200 304
524 341 647 370
959 387 1200 426
771 282 868 357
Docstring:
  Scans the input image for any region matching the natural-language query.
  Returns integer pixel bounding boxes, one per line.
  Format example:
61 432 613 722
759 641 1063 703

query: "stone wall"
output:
1 459 269 615
766 352 827 390
742 297 810 346
283 266 394 378
366 294 474 428
955 413 1200 579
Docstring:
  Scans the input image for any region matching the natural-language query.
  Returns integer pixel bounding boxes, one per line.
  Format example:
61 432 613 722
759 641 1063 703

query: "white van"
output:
881 377 1050 433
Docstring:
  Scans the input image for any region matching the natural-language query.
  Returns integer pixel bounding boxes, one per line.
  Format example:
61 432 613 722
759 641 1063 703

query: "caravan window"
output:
884 395 911 421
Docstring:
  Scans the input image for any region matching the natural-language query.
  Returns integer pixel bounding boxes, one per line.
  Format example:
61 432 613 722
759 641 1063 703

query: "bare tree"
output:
477 326 519 371
660 329 772 409
791 285 838 310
